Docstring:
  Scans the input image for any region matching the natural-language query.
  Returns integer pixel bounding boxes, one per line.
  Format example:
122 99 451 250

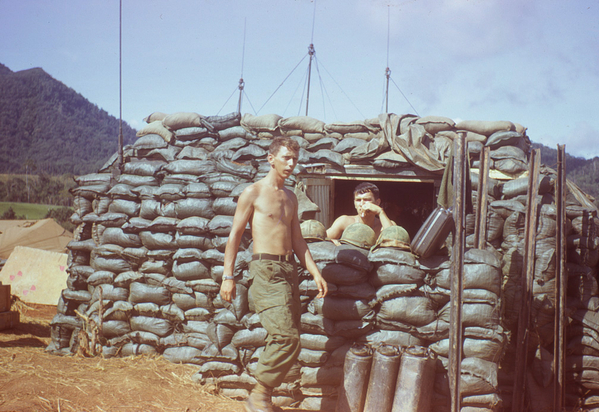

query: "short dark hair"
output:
354 182 380 200
269 137 300 156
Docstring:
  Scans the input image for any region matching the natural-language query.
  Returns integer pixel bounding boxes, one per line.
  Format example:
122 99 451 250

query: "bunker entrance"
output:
332 179 437 239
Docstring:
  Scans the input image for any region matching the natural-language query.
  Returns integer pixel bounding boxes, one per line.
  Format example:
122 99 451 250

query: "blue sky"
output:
1 0 598 159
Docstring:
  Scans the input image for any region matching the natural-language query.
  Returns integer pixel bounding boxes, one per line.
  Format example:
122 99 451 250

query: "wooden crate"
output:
0 284 10 313
0 310 19 331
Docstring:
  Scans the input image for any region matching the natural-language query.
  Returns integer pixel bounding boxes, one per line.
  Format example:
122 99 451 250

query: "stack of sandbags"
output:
49 109 599 410
295 241 376 410
421 249 507 411
367 246 437 345
563 208 599 410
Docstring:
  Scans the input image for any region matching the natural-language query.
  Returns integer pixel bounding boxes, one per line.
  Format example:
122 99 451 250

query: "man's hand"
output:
360 201 383 217
220 279 236 302
313 274 328 299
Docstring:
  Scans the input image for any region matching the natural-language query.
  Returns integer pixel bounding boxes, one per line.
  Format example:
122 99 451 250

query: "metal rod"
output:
474 146 490 249
554 144 567 411
305 43 315 116
385 67 391 114
117 0 123 172
449 132 467 412
511 148 541 412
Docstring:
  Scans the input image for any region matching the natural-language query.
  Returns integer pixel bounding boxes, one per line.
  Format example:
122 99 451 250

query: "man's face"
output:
268 146 298 178
354 191 380 216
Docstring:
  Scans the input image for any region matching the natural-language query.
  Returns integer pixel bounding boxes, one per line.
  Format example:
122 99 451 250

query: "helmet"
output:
300 219 327 242
372 225 411 251
340 223 376 249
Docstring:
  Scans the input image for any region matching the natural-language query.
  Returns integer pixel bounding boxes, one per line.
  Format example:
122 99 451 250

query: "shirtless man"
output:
326 182 396 241
220 137 328 412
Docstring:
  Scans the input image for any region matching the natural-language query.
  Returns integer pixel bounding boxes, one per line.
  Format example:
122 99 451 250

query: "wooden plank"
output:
0 284 10 312
474 147 490 249
0 310 19 331
511 149 541 412
449 132 467 412
554 145 567 410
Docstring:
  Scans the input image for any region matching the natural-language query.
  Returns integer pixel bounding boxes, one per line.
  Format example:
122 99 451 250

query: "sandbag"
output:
377 295 436 327
128 282 170 306
130 316 172 337
308 297 373 321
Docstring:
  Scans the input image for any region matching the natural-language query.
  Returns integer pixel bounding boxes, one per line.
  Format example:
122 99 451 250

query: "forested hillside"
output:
534 143 599 205
0 63 136 175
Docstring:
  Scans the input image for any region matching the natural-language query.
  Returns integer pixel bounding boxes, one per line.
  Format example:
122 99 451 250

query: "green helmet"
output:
340 222 376 249
372 225 411 251
301 219 326 242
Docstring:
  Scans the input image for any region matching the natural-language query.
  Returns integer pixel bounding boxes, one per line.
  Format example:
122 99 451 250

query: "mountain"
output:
534 143 599 205
0 63 136 175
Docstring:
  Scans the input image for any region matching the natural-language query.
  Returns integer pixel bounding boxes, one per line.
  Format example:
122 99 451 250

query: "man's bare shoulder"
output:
239 181 261 200
335 215 357 225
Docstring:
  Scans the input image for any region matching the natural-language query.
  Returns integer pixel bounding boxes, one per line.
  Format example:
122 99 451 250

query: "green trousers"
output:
249 259 301 388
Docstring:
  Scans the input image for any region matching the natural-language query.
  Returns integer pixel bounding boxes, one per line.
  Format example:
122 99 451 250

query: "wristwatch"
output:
223 276 236 281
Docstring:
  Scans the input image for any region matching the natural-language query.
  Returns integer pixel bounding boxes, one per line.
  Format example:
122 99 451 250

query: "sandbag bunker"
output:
48 110 599 411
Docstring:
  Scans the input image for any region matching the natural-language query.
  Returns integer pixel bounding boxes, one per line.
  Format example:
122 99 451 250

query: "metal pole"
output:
511 149 541 412
385 67 391 114
449 132 467 412
117 0 124 172
237 77 245 114
554 144 567 411
474 146 490 249
305 43 315 116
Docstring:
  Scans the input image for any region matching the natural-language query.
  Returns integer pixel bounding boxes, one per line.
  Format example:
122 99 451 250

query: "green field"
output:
0 202 64 220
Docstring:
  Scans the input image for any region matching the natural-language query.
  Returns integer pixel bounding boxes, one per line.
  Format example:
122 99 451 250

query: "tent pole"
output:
449 132 467 412
554 144 567 411
511 149 541 412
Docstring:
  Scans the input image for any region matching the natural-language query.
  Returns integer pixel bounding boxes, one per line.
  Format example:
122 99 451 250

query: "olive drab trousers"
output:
249 259 301 388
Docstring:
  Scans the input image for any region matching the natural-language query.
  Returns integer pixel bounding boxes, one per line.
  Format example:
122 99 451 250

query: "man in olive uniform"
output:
220 137 328 412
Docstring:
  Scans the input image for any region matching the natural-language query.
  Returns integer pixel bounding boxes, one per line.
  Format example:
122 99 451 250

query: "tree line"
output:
0 173 74 206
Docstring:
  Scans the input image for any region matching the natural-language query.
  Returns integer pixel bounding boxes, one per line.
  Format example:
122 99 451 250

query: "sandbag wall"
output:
47 110 599 411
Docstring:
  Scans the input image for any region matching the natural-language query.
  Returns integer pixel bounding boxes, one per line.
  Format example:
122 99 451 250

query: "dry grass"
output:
0 300 312 412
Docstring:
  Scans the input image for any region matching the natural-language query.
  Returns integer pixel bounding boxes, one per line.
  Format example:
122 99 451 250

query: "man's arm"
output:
220 186 255 302
361 203 396 229
291 197 328 298
326 215 353 239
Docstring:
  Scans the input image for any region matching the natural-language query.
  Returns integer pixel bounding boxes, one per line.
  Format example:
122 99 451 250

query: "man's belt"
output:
251 253 294 263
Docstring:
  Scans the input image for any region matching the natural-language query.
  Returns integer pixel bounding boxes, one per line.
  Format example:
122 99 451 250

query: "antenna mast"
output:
305 1 317 116
117 0 123 171
385 5 391 113
238 19 247 114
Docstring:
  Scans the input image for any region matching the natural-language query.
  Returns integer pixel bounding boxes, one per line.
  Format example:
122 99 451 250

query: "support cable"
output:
257 53 309 115
314 57 329 120
242 90 258 115
297 64 311 116
217 86 240 116
315 56 365 119
390 76 419 116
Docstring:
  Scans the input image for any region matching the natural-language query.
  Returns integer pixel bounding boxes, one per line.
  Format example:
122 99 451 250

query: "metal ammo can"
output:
391 345 437 412
363 344 401 412
336 343 373 412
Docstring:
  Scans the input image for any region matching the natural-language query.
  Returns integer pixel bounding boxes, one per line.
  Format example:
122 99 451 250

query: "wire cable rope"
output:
257 53 308 114
390 76 419 116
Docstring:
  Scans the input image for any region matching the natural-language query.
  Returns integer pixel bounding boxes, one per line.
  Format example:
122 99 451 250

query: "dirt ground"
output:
0 301 313 412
